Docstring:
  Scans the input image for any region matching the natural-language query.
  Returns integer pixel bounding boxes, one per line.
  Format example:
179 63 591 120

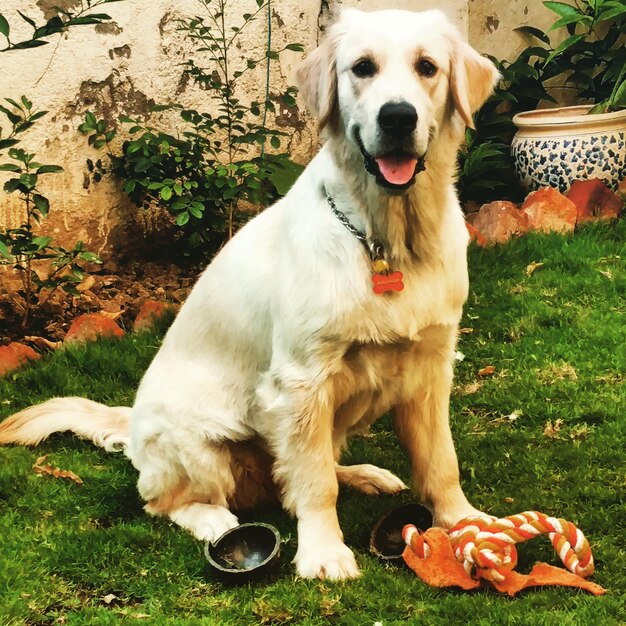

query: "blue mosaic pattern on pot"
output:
511 130 626 192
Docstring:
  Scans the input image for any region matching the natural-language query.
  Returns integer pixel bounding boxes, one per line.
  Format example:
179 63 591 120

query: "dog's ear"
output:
296 35 339 131
449 37 500 130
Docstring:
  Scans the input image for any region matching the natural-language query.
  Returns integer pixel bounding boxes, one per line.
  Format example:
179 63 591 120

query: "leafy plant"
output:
0 0 123 52
458 0 626 204
0 99 101 329
458 44 557 204
539 0 626 113
80 0 304 258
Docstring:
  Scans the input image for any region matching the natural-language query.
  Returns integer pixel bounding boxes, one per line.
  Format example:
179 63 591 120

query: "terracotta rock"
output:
0 342 40 377
465 221 487 247
473 201 530 244
567 178 624 224
65 313 125 343
521 187 577 234
133 300 177 332
618 178 626 201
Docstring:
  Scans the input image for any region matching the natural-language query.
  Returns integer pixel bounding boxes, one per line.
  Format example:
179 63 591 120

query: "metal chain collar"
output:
323 188 385 262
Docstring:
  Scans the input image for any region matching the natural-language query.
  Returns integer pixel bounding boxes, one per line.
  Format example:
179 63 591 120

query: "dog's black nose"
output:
378 102 417 138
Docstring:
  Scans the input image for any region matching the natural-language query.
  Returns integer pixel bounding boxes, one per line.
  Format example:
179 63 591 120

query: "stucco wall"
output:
0 0 554 257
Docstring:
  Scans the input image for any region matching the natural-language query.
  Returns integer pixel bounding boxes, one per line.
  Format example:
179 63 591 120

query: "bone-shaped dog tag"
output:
372 271 404 294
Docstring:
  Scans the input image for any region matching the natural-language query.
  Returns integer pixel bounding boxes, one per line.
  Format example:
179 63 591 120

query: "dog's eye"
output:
417 59 437 77
352 59 376 78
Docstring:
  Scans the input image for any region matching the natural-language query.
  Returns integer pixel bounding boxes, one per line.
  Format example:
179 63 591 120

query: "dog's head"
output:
297 9 499 192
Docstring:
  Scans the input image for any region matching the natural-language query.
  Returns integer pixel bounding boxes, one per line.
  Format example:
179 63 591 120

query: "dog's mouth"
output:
356 131 425 191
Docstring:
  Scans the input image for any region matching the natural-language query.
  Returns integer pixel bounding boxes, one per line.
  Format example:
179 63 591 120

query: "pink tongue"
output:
375 155 418 185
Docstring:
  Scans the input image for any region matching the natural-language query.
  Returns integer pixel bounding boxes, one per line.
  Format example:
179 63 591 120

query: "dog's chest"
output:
339 256 467 345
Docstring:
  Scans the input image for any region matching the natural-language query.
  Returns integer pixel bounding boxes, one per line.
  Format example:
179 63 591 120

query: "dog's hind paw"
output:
295 541 361 580
336 463 408 496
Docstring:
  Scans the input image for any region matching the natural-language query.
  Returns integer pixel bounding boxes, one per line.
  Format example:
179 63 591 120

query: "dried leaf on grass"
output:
537 362 578 384
478 365 496 377
458 381 483 395
24 335 62 351
526 261 545 276
32 455 83 485
543 419 563 439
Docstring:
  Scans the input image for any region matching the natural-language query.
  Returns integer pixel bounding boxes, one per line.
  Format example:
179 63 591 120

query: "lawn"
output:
0 222 624 625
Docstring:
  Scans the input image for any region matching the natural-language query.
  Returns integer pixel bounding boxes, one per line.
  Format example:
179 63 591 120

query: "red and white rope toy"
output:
401 510 604 595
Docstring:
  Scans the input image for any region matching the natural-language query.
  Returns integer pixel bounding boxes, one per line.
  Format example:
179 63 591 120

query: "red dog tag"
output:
372 271 404 294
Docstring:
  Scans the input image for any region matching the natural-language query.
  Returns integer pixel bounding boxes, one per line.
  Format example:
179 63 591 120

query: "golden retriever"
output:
0 8 499 580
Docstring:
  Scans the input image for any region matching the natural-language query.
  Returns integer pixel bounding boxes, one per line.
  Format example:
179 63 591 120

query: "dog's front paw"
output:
295 541 360 580
169 503 239 544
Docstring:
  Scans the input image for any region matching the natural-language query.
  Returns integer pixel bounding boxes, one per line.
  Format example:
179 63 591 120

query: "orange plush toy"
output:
402 511 607 596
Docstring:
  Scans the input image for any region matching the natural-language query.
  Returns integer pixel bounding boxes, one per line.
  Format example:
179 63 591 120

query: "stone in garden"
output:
567 179 624 223
133 300 177 331
472 201 530 244
64 313 125 343
465 221 487 247
0 342 40 377
520 187 577 234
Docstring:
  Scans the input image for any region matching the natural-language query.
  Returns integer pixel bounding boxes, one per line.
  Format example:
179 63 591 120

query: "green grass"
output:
0 222 624 625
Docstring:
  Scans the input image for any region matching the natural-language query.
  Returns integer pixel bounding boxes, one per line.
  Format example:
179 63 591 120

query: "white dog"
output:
0 9 498 580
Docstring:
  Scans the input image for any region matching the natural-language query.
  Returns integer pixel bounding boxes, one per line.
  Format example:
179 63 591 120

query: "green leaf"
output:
0 163 20 172
85 111 97 128
3 178 21 193
610 81 626 108
543 1 581 18
0 14 9 38
160 186 173 201
17 11 36 28
545 34 584 65
79 251 101 263
32 235 52 250
514 26 551 44
36 164 63 174
547 13 592 32
29 110 48 122
12 40 48 49
175 211 190 226
587 102 608 114
267 158 304 195
123 179 136 193
0 139 19 150
0 239 12 260
0 105 22 125
270 136 280 149
33 194 49 217
188 204 203 218
597 5 626 21
134 158 153 173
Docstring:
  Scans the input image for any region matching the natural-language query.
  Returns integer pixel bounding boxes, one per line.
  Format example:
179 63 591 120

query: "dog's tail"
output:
0 397 131 452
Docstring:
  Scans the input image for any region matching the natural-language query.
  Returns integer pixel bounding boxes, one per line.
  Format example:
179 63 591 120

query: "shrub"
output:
80 0 303 259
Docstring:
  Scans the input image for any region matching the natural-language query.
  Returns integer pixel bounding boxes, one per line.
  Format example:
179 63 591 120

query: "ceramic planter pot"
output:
511 105 626 193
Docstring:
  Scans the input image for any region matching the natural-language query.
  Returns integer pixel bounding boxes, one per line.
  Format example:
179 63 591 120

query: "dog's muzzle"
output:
355 130 426 192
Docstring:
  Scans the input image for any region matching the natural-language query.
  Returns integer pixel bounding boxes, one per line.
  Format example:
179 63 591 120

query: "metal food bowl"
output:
370 503 433 562
205 522 281 584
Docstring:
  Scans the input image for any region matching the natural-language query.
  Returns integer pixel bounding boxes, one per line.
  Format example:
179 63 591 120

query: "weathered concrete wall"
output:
469 0 557 59
0 0 552 257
